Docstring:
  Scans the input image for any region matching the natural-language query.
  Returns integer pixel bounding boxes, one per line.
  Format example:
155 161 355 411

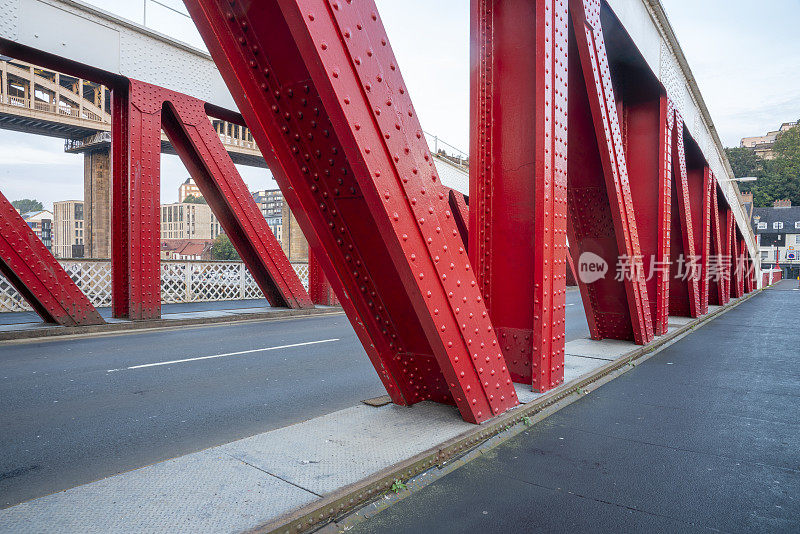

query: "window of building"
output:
795 221 800 229
773 222 784 230
757 222 767 229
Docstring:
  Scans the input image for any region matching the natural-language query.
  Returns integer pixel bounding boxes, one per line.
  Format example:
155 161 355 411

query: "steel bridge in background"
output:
0 0 759 424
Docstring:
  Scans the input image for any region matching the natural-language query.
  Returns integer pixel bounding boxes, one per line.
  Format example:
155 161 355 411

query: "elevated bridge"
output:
0 0 784 531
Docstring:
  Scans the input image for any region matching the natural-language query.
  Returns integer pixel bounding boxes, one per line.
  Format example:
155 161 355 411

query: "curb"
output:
0 307 345 343
261 289 762 534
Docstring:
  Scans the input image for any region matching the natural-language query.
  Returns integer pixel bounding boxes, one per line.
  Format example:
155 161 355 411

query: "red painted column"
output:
469 0 568 391
623 90 670 335
667 115 700 318
111 80 162 320
567 0 653 344
684 142 708 316
308 249 339 306
698 168 714 312
185 0 519 423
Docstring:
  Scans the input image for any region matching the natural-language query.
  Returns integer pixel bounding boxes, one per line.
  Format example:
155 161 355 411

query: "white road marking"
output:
107 339 339 372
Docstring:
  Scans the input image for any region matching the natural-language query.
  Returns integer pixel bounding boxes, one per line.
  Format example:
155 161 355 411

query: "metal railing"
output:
423 131 469 170
0 259 310 313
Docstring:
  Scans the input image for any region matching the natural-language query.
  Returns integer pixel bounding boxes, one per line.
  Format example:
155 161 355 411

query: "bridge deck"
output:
347 280 800 533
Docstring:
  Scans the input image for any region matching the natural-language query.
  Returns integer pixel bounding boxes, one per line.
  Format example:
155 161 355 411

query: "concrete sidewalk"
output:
341 281 800 533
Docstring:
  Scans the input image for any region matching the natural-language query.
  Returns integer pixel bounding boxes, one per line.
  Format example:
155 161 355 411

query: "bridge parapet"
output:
0 258 310 313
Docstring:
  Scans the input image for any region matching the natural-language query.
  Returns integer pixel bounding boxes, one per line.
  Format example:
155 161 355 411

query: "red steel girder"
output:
447 188 469 254
308 249 339 306
684 139 708 316
184 0 519 423
697 167 714 313
666 113 700 318
0 191 104 326
469 0 568 391
567 0 653 344
111 81 162 320
710 184 730 305
112 79 312 319
623 92 670 335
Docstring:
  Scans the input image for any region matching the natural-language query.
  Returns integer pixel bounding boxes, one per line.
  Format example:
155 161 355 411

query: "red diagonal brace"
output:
697 167 714 314
667 112 700 317
568 0 653 344
184 0 519 423
112 79 312 319
0 191 104 326
447 188 469 253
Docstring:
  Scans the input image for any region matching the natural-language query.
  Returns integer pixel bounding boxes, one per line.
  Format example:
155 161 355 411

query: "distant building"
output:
160 202 222 240
281 200 307 262
178 177 202 202
751 199 800 279
252 189 284 241
53 200 84 258
161 239 214 260
22 209 53 251
740 120 799 160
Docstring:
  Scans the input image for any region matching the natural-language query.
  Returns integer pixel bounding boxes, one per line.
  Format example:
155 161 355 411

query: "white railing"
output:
0 259 309 313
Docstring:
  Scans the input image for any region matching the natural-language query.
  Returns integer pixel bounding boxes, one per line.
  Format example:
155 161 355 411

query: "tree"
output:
11 198 43 213
725 124 800 207
182 194 207 204
724 147 763 181
212 234 240 261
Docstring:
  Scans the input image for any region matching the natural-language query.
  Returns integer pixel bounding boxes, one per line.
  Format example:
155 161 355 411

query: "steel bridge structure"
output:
0 0 758 424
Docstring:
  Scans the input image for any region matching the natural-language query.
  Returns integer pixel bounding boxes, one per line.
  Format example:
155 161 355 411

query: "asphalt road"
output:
353 281 800 533
0 290 588 508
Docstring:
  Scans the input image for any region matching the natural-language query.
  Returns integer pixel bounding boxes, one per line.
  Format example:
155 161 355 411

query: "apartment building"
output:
740 120 800 160
160 202 222 240
22 209 53 251
178 177 202 202
52 200 84 258
752 199 800 279
252 189 284 241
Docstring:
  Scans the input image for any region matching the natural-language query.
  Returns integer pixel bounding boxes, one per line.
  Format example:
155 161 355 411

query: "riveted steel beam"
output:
112 78 312 319
683 132 707 316
0 191 104 326
308 249 339 306
621 87 669 335
710 184 730 305
470 0 568 391
666 112 699 318
112 80 162 320
447 188 469 254
698 166 714 313
567 0 653 344
184 0 519 423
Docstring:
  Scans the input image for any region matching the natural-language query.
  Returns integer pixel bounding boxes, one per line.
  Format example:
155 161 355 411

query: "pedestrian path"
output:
344 280 800 533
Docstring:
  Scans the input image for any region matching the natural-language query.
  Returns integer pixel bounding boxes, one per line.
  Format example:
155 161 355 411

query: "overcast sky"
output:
1 0 798 211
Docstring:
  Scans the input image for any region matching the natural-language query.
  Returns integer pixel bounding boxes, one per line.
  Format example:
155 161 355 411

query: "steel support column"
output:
469 0 568 390
684 141 708 316
308 249 339 306
567 0 653 344
667 114 700 317
623 90 670 335
0 191 104 326
184 0 519 423
111 80 162 320
112 78 312 317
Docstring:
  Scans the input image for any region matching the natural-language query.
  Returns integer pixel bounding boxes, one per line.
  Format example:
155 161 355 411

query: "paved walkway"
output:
350 280 800 533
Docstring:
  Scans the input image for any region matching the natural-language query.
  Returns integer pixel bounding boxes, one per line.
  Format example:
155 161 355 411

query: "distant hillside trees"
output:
726 123 800 207
11 199 43 213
